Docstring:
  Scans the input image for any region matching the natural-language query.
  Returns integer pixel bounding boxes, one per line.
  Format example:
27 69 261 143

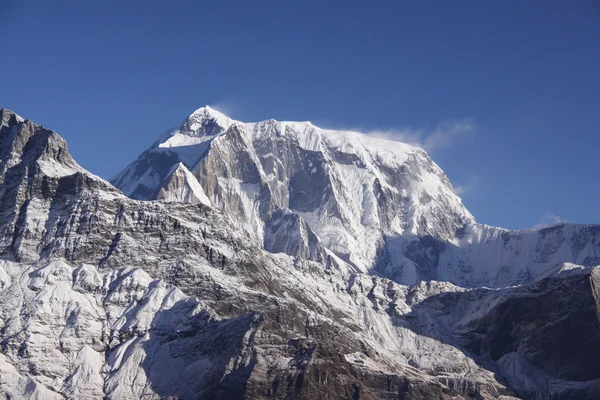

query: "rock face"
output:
112 107 600 288
112 106 475 280
154 162 211 206
0 107 599 399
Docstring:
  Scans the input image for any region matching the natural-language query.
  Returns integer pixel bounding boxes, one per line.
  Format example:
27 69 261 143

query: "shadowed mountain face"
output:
0 108 599 399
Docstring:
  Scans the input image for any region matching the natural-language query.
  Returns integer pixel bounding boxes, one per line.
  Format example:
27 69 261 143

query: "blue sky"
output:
1 0 599 229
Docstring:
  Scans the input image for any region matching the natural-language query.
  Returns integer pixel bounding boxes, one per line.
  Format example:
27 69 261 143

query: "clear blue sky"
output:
2 0 599 229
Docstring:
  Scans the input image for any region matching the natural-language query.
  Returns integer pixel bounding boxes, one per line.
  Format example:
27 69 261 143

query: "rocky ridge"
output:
0 108 599 399
114 106 600 288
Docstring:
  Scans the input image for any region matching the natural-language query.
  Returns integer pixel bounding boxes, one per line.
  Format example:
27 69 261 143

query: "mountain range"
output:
1 106 599 399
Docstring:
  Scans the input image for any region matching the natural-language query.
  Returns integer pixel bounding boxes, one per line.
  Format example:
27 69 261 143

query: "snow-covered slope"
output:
113 106 600 288
3 107 600 399
112 107 473 277
154 162 211 206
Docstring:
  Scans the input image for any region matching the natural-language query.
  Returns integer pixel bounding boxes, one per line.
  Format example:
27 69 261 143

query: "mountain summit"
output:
1 108 600 399
113 108 600 288
112 108 474 281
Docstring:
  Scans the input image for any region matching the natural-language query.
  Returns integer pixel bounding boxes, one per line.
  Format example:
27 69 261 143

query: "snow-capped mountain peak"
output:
3 108 600 399
113 107 476 281
112 106 600 288
157 105 233 149
186 105 234 131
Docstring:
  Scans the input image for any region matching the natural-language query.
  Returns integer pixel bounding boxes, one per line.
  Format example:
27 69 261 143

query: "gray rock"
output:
1 108 599 399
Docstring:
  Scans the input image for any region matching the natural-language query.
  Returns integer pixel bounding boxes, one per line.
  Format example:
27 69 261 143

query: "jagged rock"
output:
113 107 600 288
0 108 599 399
